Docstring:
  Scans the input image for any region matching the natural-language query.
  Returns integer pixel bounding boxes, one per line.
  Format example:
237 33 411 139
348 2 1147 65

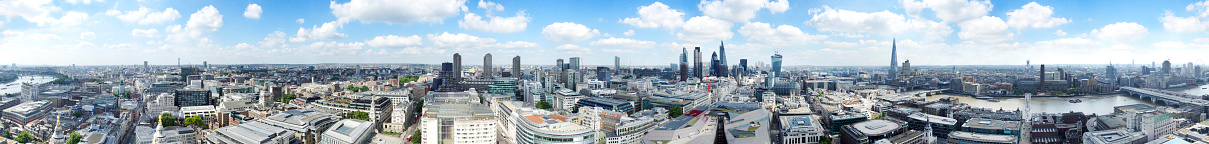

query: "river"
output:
923 84 1209 115
0 75 57 95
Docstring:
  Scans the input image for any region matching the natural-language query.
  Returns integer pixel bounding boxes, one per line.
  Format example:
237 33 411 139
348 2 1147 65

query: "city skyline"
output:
3 0 1209 66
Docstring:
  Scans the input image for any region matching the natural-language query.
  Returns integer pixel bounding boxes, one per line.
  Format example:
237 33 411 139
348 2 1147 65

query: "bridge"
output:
912 89 949 96
1120 87 1209 108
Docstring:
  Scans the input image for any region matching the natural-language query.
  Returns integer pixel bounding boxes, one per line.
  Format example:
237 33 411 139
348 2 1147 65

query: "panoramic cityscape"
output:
2 0 1209 144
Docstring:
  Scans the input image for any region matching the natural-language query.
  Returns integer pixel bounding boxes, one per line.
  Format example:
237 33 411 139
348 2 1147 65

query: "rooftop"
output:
851 119 903 135
962 118 1021 131
948 131 1017 143
908 113 958 125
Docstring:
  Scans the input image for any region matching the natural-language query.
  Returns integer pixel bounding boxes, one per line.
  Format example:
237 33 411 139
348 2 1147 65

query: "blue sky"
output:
2 0 1209 66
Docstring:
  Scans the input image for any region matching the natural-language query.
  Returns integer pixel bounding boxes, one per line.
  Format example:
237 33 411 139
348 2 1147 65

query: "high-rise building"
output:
1196 65 1202 77
174 89 212 107
694 47 702 78
615 56 621 71
557 59 565 70
740 59 748 76
512 56 521 78
1106 63 1118 85
1162 60 1172 76
570 57 581 71
484 53 493 80
203 61 207 68
711 52 720 77
771 53 782 77
901 60 911 77
144 61 149 71
681 47 689 81
454 53 463 82
1039 64 1046 93
889 39 898 80
435 63 459 92
597 67 611 88
718 41 728 77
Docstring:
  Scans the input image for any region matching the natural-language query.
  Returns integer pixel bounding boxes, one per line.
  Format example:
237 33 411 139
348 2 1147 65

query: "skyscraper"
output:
484 53 493 79
557 59 565 70
512 56 521 78
144 61 149 71
1162 60 1172 76
454 53 463 83
739 59 748 76
203 61 208 68
614 56 620 71
901 60 911 77
889 39 898 80
1039 64 1046 93
711 52 720 77
694 47 702 78
436 62 459 92
680 47 688 81
1106 63 1118 85
718 41 728 77
771 53 782 77
570 57 581 71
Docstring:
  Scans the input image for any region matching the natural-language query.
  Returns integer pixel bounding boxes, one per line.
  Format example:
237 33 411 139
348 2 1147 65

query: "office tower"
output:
513 56 521 78
597 67 611 87
740 59 748 76
1039 64 1046 93
484 53 493 79
771 53 782 77
901 60 911 77
719 41 728 77
889 39 898 80
203 61 207 68
1162 60 1171 76
680 47 688 67
570 57 581 71
694 47 702 78
1106 63 1118 85
436 62 458 92
679 64 688 82
557 59 565 70
454 53 462 83
615 56 620 71
144 61 149 71
711 52 720 77
1197 66 1203 77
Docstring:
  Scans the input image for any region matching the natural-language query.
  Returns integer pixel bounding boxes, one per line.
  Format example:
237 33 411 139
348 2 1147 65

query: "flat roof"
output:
947 131 1017 143
657 116 699 131
851 119 902 135
908 113 957 125
962 118 1020 130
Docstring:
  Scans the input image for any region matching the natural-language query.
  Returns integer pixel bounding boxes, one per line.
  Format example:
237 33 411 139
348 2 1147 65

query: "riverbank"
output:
942 92 1121 98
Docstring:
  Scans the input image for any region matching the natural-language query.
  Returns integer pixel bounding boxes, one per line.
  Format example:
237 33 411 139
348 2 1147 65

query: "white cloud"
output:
620 2 686 29
131 29 159 37
1189 1 1209 17
107 6 180 25
477 0 504 12
330 0 468 25
624 30 635 36
296 18 305 24
1158 2 1209 33
0 0 92 27
458 12 529 33
186 5 223 31
900 0 993 23
290 20 349 42
1152 38 1209 49
957 16 1013 43
499 41 539 48
80 31 95 40
1006 2 1069 29
541 22 600 43
590 37 657 48
244 4 262 19
678 16 733 43
738 22 828 45
823 41 858 48
1033 37 1099 47
66 0 103 5
398 47 447 54
1091 22 1148 42
1054 30 1067 36
600 49 641 54
555 44 592 55
427 32 497 51
806 6 952 41
697 0 789 22
366 35 424 47
295 41 366 55
258 31 287 48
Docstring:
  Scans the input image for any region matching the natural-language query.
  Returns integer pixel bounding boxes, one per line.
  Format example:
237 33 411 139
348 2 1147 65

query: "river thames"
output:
924 84 1209 115
0 75 58 95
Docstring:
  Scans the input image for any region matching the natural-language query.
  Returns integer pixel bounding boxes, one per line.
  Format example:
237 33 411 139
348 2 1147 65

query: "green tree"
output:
410 130 422 143
160 113 176 127
414 100 424 113
15 131 32 143
361 86 370 91
345 111 370 121
347 85 356 92
71 111 82 117
669 106 683 118
281 93 297 103
183 116 206 129
535 101 553 110
819 136 832 144
66 132 82 144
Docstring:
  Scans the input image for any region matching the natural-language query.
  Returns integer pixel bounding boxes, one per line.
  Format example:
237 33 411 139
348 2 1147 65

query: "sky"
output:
1 0 1209 66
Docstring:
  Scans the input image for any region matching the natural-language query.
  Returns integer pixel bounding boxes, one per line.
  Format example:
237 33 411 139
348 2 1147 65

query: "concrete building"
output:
174 89 212 107
840 119 907 144
320 119 375 144
484 53 493 80
780 115 824 144
943 131 1017 144
512 56 521 78
905 113 957 139
205 120 298 144
257 109 342 143
516 112 595 143
310 96 392 129
420 103 496 144
1082 129 1145 144
179 105 216 117
20 83 40 102
2 100 51 124
961 118 1022 137
150 125 198 144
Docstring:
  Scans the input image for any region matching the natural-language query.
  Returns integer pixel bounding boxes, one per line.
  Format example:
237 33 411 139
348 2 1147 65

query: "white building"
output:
320 119 375 144
1134 111 1177 141
780 115 824 144
553 89 584 112
421 103 496 144
179 105 216 118
147 93 179 115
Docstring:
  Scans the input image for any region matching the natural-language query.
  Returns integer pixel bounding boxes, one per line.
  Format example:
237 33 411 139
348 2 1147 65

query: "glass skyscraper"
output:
771 53 782 77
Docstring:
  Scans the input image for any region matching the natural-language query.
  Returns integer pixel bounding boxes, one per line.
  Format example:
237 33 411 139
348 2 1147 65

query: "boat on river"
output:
986 99 1000 102
1069 99 1082 103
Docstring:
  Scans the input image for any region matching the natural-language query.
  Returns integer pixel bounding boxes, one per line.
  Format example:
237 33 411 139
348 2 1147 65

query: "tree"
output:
183 116 206 129
281 93 297 103
414 100 424 113
66 132 82 144
535 101 553 110
15 131 32 143
410 130 422 143
347 85 356 92
819 136 832 144
160 113 176 127
361 86 370 91
345 111 370 121
71 111 82 117
669 106 683 118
